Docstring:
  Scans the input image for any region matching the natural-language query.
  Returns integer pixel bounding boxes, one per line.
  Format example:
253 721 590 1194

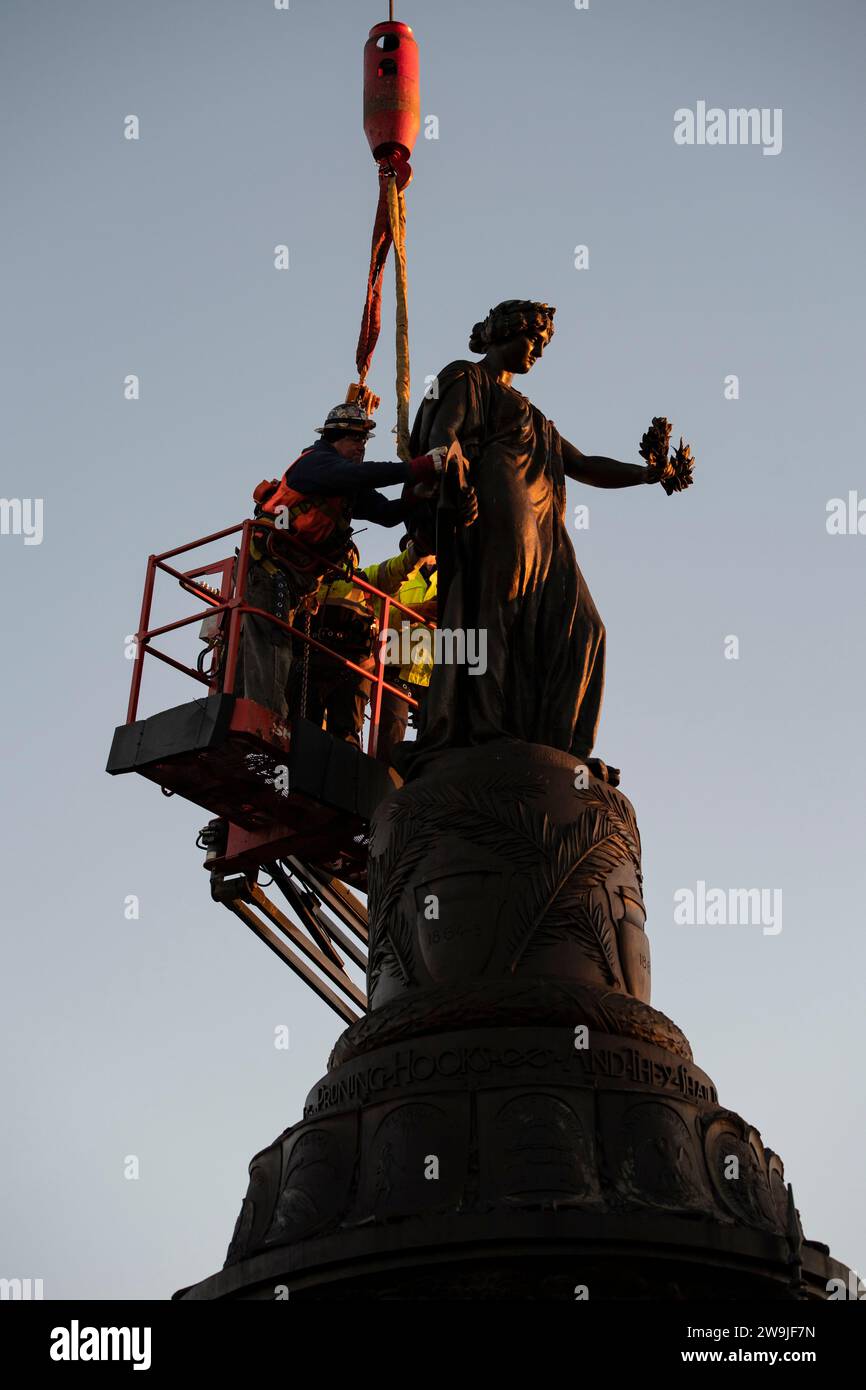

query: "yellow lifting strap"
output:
386 176 411 464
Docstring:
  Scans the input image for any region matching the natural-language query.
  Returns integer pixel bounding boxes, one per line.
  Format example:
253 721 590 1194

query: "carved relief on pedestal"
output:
368 743 650 1008
353 1098 471 1223
225 1142 282 1267
702 1114 788 1234
480 1091 601 1208
259 1119 356 1252
603 1097 714 1215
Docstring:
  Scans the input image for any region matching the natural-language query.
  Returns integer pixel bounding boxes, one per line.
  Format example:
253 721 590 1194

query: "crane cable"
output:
386 175 411 463
354 165 411 463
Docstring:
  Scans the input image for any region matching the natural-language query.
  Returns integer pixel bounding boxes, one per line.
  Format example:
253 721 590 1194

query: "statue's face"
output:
499 327 551 375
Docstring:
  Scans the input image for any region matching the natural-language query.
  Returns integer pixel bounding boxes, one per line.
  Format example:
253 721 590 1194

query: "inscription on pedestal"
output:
304 1032 718 1117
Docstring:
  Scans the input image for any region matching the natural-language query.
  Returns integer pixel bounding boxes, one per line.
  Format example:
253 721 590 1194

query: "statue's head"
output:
469 299 556 375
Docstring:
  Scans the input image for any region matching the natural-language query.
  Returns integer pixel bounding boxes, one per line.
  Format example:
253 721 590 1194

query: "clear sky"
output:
1 0 864 1298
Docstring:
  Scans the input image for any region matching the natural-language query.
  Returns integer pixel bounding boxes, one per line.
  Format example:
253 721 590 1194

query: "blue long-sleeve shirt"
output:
285 440 412 527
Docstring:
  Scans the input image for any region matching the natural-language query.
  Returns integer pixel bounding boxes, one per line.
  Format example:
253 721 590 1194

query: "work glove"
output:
408 444 448 482
406 539 435 568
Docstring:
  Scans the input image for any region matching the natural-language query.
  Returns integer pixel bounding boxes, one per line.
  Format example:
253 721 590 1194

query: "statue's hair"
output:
469 299 556 354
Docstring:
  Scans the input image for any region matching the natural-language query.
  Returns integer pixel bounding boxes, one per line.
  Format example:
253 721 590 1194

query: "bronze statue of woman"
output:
395 299 691 780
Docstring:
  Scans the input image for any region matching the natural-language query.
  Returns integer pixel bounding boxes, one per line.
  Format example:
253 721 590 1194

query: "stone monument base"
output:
176 986 849 1300
176 743 853 1300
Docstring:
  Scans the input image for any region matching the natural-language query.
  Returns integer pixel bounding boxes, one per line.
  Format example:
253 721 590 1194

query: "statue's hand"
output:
459 484 479 527
644 456 675 487
440 436 478 526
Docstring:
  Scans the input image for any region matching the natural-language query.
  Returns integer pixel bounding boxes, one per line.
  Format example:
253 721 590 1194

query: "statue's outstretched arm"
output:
561 437 649 489
563 420 696 495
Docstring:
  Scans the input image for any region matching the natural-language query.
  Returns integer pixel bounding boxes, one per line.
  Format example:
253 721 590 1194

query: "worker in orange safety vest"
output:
236 402 446 719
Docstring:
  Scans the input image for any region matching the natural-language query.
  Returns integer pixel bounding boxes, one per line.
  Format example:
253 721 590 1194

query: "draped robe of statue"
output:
396 359 606 776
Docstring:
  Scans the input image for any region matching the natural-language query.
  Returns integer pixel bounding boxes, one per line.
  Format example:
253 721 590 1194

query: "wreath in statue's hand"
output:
640 416 695 495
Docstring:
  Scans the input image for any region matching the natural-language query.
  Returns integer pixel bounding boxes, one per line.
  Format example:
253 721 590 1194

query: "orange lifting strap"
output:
354 168 411 463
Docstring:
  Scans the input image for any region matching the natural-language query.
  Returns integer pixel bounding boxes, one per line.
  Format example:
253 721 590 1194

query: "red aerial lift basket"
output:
106 518 431 888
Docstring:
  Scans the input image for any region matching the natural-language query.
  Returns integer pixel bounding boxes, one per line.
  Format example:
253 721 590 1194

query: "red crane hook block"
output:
363 19 420 178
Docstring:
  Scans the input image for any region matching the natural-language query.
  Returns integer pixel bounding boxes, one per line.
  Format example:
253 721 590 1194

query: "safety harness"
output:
252 455 354 579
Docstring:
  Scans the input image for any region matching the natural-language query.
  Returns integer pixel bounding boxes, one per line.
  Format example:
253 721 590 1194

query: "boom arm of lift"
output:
109 517 432 1024
210 856 370 1025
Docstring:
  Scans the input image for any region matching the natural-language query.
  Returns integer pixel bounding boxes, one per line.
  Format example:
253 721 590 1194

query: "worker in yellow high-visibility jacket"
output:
375 546 438 766
290 537 432 748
